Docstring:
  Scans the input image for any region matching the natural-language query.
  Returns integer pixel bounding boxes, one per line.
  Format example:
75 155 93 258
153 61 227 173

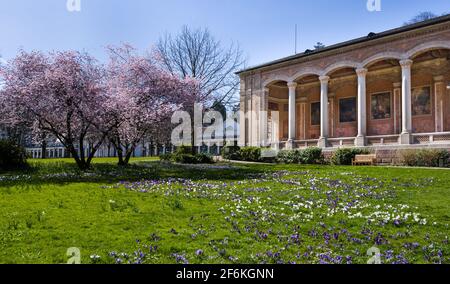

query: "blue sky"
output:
0 0 449 67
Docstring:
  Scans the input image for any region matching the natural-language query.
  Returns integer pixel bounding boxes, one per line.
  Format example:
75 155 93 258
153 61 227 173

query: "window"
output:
339 97 357 123
311 102 321 126
371 92 391 120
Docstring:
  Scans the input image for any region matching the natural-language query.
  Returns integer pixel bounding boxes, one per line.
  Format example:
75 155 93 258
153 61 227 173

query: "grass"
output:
0 158 448 264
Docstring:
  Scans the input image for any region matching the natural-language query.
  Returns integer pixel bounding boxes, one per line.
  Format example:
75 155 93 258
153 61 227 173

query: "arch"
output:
361 51 403 68
406 40 450 59
322 61 360 76
262 75 290 88
291 68 322 81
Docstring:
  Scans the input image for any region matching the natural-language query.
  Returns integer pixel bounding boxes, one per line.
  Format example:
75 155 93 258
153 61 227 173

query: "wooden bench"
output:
352 154 377 166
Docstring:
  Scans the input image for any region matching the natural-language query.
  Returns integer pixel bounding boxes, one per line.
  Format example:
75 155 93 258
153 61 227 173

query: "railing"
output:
412 132 450 144
327 137 356 147
269 132 450 150
294 139 319 148
366 135 400 146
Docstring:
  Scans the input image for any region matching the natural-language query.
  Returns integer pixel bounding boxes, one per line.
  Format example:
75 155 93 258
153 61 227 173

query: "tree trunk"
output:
41 140 47 159
116 147 126 166
67 145 89 170
124 150 133 165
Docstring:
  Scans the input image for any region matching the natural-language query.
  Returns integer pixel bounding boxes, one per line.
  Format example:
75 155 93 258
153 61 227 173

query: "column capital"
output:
263 87 270 93
400 59 413 68
356 68 368 77
287 82 298 89
319 76 330 84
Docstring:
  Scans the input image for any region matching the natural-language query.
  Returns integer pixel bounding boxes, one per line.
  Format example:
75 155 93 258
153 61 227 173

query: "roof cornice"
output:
236 14 450 76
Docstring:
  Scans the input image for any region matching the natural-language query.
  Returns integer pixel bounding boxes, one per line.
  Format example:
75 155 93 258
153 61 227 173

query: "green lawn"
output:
0 158 448 264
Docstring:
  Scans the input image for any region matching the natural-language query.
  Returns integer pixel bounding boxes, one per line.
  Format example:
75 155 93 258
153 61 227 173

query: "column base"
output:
355 135 366 147
399 132 412 145
273 142 280 151
286 139 295 150
318 137 328 148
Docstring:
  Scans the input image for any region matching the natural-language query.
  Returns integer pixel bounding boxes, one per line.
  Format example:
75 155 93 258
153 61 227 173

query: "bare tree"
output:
404 12 439 26
314 42 326 50
154 26 245 107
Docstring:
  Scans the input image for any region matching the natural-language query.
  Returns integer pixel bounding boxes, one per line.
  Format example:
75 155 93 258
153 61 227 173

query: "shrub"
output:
298 147 324 164
159 153 172 162
175 145 193 155
194 153 214 164
221 145 241 160
276 148 324 164
171 146 193 163
399 149 449 167
173 154 197 164
277 150 301 164
238 147 261 162
0 139 28 171
331 148 370 165
169 152 214 164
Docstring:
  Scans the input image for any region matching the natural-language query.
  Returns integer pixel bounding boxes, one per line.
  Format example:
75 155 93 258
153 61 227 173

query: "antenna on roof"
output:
294 24 298 54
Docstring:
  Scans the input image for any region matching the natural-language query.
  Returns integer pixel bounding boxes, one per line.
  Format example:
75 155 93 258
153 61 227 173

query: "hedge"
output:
238 147 262 162
399 149 449 167
331 148 370 165
160 145 214 164
0 140 28 171
277 147 324 165
221 145 241 160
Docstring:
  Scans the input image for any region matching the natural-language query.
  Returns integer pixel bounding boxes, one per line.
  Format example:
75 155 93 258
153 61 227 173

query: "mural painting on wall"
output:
339 97 357 123
311 102 321 126
371 92 391 120
268 102 279 111
412 86 432 116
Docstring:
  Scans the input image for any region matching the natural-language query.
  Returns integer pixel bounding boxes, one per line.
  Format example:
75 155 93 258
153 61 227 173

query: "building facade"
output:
238 15 450 156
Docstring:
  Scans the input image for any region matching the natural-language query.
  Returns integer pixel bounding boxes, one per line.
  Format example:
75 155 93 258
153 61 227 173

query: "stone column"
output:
299 97 308 141
249 88 258 146
355 68 368 146
400 59 413 144
318 76 330 148
238 83 247 147
260 88 270 146
393 82 402 134
287 82 298 149
328 93 335 138
434 76 445 132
